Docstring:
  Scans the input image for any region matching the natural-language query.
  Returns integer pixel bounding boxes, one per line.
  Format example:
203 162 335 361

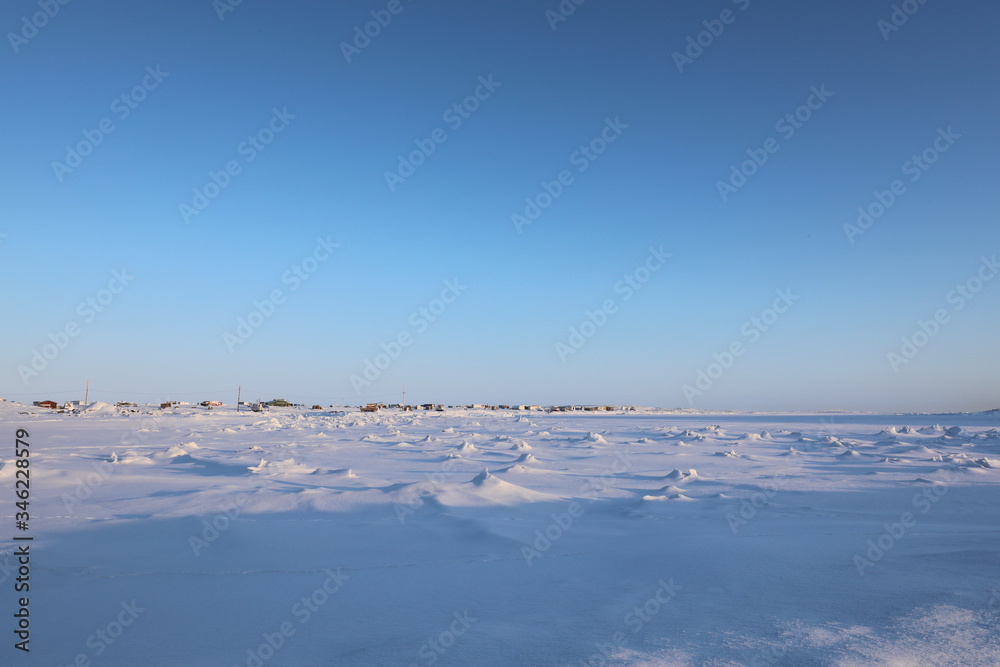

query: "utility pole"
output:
237 386 241 413
402 384 406 409
85 379 90 404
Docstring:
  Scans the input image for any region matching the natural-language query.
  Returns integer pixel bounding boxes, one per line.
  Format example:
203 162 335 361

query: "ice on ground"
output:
5 401 998 666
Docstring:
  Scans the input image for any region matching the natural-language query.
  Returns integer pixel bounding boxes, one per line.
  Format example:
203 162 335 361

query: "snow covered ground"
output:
2 402 999 666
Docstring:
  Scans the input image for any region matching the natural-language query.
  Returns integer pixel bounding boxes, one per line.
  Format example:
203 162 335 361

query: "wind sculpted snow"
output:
3 402 999 665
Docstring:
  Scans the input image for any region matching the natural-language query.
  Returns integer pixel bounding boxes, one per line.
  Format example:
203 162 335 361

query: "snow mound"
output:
583 432 608 444
470 469 496 486
318 468 358 478
110 450 155 465
400 469 560 507
509 441 533 451
663 468 699 482
497 464 543 474
163 444 196 459
640 492 695 502
248 458 318 474
714 450 739 457
83 401 118 414
514 453 538 464
889 445 939 456
454 442 479 455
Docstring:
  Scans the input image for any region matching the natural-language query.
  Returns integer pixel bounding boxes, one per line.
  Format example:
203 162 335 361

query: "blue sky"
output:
1 0 997 411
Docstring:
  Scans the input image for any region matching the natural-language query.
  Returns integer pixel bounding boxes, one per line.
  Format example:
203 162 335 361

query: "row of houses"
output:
356 404 624 413
26 399 628 413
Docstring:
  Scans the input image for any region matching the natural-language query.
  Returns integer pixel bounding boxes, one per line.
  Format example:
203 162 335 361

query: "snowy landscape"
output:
5 2 999 664
4 401 999 665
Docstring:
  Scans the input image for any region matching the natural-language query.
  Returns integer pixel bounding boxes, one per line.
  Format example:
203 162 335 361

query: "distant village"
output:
18 398 635 414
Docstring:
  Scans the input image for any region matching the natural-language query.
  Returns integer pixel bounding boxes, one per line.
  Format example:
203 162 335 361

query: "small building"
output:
200 401 223 407
267 399 292 407
35 400 57 409
311 405 323 410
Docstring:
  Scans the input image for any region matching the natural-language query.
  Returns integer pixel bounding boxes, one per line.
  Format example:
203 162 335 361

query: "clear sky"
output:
2 0 997 412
